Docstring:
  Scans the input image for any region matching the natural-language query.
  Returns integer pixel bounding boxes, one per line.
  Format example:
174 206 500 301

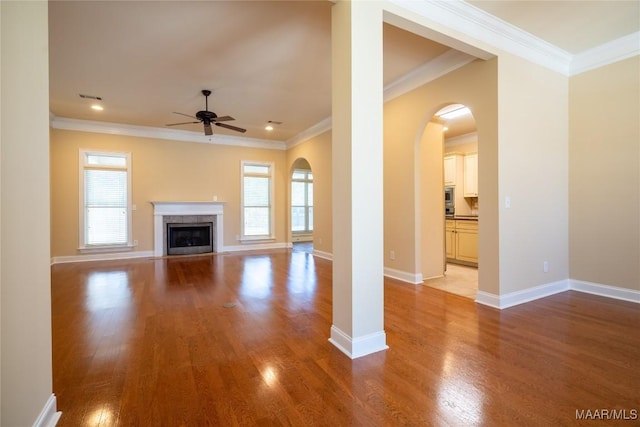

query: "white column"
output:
329 0 387 358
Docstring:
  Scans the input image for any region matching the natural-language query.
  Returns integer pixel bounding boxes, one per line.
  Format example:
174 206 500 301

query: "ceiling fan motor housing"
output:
196 110 217 124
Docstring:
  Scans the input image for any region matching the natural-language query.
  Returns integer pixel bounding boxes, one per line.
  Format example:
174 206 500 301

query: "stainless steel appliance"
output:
445 186 455 216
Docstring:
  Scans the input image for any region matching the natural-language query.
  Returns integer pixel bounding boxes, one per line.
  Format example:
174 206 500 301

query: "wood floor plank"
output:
52 250 640 426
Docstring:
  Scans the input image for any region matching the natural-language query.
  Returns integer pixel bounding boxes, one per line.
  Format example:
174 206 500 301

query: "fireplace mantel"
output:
151 201 224 257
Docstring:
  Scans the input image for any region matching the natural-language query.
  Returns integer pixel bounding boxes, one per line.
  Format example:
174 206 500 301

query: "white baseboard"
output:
475 280 570 309
328 325 388 359
51 250 154 265
569 279 640 303
384 267 423 284
33 394 61 427
312 249 333 261
476 279 640 309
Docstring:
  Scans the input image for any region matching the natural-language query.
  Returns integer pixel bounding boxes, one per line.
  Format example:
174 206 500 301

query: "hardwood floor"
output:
51 250 640 426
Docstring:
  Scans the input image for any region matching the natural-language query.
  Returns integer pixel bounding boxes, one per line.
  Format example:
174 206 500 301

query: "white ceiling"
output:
48 1 639 143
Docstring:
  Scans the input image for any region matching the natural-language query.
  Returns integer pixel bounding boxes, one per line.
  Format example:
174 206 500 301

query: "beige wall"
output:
569 56 640 291
50 129 288 258
383 58 499 292
286 131 333 255
1 1 54 425
420 120 445 279
497 54 569 294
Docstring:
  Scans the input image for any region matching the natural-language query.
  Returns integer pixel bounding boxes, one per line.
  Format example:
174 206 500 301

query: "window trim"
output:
78 149 133 251
291 168 313 234
240 160 275 241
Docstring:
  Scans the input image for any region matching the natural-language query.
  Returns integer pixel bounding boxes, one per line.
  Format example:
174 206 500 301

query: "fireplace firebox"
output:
167 222 213 255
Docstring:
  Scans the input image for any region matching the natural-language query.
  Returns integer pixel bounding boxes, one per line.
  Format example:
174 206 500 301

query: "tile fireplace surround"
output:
151 201 224 257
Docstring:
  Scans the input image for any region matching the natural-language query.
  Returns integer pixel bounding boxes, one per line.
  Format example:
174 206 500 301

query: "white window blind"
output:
80 150 131 248
291 169 313 233
242 162 273 238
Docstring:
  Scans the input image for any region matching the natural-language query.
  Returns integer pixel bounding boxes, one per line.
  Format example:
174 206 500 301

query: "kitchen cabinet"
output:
444 154 457 186
463 153 478 197
446 219 478 266
445 220 456 259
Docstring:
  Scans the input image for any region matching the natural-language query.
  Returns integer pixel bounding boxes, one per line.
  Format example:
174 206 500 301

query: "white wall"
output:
1 1 56 425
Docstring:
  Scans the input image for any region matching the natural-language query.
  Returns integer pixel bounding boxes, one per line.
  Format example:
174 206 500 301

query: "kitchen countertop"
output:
446 215 478 221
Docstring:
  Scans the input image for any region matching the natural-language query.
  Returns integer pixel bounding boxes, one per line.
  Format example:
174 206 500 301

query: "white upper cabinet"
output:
463 153 478 197
444 154 457 186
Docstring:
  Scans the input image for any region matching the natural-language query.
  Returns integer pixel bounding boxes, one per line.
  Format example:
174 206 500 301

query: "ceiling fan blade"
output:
203 123 213 136
166 121 200 126
212 115 234 122
173 111 198 119
215 122 246 133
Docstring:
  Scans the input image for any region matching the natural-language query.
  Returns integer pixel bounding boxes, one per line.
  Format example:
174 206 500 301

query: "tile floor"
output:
294 242 478 300
423 263 478 299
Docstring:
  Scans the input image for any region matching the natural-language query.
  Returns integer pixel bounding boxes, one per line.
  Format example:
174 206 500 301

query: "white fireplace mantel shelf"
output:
151 201 224 256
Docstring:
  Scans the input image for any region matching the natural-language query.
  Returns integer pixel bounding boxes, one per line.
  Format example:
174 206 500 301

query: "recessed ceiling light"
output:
265 120 282 131
91 104 104 111
443 126 449 132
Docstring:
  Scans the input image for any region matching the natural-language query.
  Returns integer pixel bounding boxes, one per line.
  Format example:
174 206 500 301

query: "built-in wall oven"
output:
445 186 455 216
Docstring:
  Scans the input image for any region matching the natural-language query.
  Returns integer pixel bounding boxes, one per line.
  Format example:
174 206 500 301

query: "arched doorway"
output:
290 158 314 252
421 103 479 299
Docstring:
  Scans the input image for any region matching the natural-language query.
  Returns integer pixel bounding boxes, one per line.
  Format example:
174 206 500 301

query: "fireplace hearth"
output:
167 222 213 255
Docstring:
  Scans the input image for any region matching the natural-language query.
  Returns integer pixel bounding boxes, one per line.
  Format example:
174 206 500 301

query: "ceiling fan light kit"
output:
166 89 246 135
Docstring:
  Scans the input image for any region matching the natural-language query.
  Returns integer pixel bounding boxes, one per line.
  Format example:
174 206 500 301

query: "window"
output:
241 161 274 239
79 150 132 249
291 169 313 233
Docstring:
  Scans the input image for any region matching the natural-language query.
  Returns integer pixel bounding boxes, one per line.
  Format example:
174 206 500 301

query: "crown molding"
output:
286 117 332 149
384 49 475 102
445 131 477 147
50 116 287 151
570 31 640 76
288 48 475 148
388 0 572 75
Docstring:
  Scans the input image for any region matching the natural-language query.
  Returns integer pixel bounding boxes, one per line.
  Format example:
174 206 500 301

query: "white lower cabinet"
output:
445 219 478 265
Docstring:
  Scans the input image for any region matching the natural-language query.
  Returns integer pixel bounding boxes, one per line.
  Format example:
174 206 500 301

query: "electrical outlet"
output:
390 250 395 260
543 261 549 273
133 240 138 246
504 196 511 209
318 237 323 245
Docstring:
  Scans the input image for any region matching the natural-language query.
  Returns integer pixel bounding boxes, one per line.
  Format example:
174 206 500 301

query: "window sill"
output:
78 244 136 254
238 235 275 243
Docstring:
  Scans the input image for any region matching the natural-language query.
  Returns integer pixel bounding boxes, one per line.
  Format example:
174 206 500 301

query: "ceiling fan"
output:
166 89 246 135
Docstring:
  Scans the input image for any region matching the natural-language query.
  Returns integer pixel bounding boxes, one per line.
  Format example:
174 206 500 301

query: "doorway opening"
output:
422 103 479 299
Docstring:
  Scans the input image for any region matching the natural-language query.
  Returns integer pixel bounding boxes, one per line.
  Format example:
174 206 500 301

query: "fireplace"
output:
151 201 224 257
167 222 213 255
